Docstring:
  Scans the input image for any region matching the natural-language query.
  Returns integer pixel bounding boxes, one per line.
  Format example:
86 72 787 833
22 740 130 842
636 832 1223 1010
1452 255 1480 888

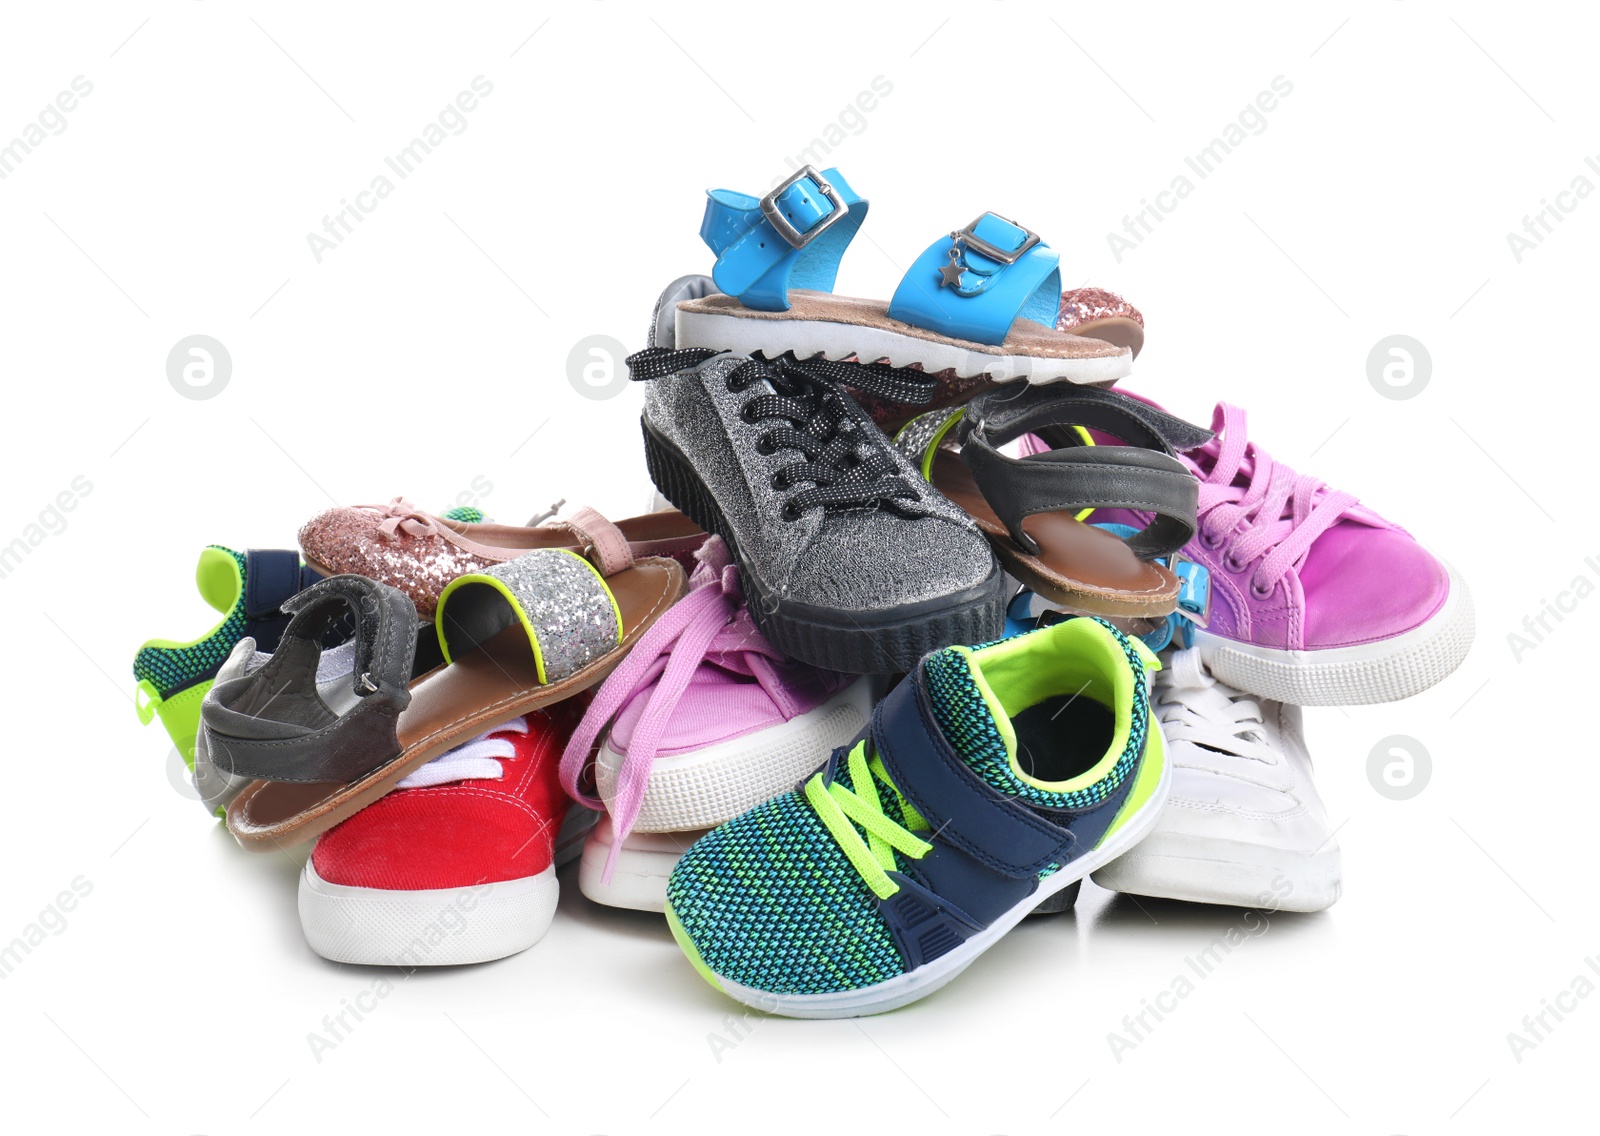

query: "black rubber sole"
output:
642 417 1006 674
1027 877 1083 917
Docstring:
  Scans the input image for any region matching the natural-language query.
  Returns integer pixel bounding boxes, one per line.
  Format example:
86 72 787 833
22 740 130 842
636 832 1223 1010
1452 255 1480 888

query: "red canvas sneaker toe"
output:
298 706 589 966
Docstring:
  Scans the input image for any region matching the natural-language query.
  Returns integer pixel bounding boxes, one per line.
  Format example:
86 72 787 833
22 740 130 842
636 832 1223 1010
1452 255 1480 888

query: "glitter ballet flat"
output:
205 527 687 851
299 499 703 617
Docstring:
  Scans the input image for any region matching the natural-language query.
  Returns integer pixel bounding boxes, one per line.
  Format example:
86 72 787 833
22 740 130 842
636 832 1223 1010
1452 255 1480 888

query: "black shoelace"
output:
629 348 936 522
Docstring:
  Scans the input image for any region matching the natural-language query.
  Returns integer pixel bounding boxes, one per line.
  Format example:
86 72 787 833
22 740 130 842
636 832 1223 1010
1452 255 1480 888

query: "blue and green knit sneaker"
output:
664 615 1170 1018
133 547 324 801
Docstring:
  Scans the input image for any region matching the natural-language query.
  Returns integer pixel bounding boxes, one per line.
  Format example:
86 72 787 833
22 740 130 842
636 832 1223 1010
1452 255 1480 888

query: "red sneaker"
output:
298 706 591 966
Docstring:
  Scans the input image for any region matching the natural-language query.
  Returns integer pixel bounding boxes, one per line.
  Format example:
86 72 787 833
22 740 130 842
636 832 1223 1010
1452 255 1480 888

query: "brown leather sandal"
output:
894 384 1209 619
205 536 686 850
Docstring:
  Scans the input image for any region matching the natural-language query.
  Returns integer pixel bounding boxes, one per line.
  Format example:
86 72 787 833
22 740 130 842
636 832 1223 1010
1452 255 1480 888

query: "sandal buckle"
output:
958 212 1041 265
1168 553 1212 630
760 165 848 250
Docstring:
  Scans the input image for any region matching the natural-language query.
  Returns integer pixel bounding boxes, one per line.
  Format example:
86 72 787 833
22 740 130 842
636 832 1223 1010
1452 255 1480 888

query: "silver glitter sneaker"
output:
630 277 1006 675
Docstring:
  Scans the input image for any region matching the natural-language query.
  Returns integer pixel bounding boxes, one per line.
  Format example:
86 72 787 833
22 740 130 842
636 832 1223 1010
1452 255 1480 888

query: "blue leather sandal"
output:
672 165 1134 385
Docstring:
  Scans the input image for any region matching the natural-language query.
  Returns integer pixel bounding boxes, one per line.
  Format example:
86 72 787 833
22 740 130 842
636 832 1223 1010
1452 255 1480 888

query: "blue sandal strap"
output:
700 165 866 312
887 212 1061 346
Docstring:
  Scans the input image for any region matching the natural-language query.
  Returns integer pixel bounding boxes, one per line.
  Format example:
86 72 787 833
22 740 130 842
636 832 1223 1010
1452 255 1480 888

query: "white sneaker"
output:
1092 647 1341 912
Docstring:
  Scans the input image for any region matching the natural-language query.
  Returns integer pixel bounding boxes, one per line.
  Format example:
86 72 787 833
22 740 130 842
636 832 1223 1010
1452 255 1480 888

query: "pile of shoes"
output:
133 166 1473 1016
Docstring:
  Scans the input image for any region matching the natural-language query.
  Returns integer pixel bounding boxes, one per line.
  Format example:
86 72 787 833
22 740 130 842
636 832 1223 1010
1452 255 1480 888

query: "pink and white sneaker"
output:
1082 400 1474 706
561 536 873 912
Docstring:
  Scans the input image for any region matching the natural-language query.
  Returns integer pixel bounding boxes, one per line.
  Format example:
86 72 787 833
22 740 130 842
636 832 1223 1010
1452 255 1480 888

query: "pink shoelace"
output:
559 535 790 882
1193 404 1360 597
361 497 441 539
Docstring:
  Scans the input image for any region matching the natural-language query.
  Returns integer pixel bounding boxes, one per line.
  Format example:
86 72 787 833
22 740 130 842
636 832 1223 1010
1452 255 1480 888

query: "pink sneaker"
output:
560 536 873 911
1081 400 1473 705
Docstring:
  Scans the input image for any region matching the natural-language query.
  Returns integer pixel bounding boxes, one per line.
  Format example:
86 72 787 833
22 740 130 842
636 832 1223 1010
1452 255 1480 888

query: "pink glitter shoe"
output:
559 535 872 912
1065 400 1474 706
299 499 703 617
1057 286 1145 358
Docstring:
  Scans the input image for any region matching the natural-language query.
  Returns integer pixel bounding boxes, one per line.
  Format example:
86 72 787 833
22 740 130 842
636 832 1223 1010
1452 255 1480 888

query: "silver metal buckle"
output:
1168 552 1212 629
957 212 1040 265
760 165 848 250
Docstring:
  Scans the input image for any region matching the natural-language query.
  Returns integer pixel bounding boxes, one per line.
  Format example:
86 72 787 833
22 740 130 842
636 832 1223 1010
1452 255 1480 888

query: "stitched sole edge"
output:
1195 565 1475 706
642 417 1006 674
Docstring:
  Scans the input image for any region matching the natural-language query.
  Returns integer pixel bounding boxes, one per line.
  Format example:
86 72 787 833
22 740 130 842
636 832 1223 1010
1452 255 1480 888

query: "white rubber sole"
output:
675 307 1134 386
1091 831 1342 913
686 723 1171 1019
1195 565 1475 706
578 817 708 913
298 805 594 966
595 677 873 833
299 862 558 967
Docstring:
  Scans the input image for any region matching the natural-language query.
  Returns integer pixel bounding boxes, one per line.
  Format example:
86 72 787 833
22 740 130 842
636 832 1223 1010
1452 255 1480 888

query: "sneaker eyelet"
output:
755 434 778 455
770 470 789 491
1199 531 1223 552
739 402 760 424
1223 553 1248 573
780 502 802 522
1250 579 1274 599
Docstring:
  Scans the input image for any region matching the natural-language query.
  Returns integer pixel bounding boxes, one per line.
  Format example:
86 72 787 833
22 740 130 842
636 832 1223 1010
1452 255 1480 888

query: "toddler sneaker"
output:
298 708 591 966
1071 400 1474 705
1092 647 1341 912
633 281 1006 674
133 546 325 799
664 616 1169 1018
561 536 873 912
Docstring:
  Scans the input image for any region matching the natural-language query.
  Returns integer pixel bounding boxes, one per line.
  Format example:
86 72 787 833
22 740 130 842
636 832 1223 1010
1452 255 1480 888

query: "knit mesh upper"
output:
132 546 248 696
665 762 906 996
922 618 1150 810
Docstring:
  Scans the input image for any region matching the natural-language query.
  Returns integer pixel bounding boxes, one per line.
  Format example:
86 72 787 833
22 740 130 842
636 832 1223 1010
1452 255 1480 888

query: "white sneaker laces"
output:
396 716 530 789
1154 649 1274 764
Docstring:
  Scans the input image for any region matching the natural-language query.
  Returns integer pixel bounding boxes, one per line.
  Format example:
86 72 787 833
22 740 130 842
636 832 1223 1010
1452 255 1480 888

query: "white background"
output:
1 2 1594 1132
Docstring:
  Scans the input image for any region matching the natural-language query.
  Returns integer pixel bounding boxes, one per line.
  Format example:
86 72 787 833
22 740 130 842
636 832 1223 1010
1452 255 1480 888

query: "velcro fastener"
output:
558 506 633 577
870 671 1075 879
243 549 305 620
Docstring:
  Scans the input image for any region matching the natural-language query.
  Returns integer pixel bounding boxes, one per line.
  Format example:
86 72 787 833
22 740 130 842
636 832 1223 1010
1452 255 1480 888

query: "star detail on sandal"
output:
938 260 965 288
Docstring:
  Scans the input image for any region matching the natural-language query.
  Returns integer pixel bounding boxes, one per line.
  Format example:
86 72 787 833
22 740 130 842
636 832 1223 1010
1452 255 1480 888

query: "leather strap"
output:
556 506 633 577
201 576 417 784
887 212 1061 346
700 166 866 312
960 385 1209 559
869 671 1076 879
